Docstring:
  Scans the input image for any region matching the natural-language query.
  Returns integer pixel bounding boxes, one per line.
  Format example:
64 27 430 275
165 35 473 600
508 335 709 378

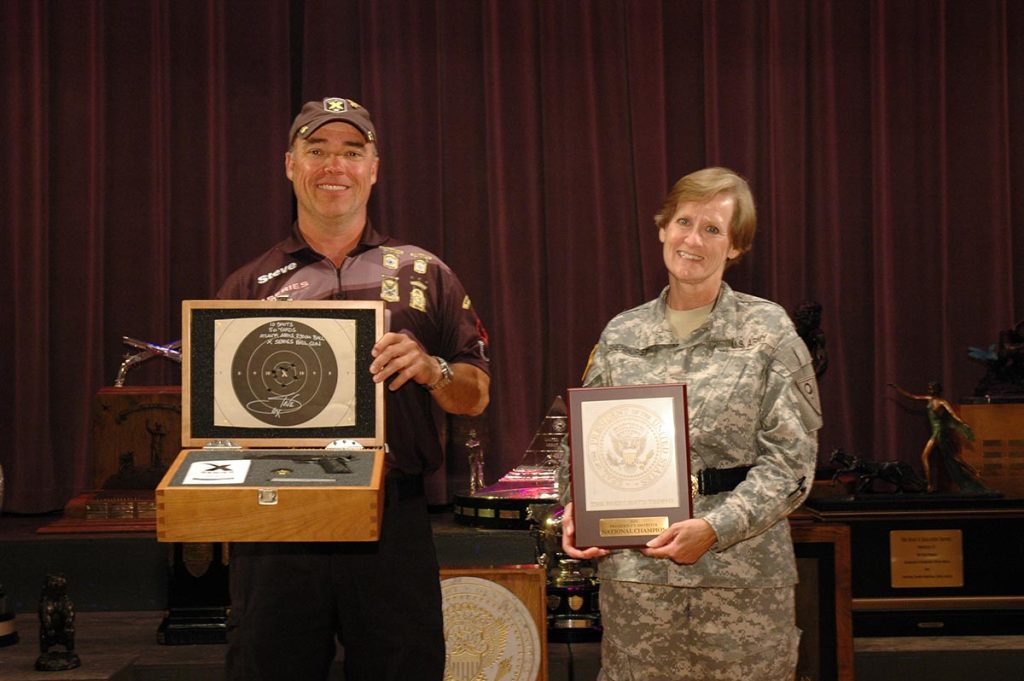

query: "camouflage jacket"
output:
571 282 821 587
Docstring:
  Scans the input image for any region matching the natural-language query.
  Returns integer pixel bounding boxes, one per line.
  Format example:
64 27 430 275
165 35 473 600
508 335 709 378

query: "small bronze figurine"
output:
35 574 80 671
466 429 486 495
888 382 989 494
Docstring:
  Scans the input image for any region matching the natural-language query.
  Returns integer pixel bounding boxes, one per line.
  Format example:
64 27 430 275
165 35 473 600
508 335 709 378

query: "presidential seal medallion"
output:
441 576 541 681
586 404 672 491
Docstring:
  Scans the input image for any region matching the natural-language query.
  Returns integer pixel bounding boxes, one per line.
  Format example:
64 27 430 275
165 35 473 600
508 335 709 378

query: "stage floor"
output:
0 609 601 681
3 511 1023 680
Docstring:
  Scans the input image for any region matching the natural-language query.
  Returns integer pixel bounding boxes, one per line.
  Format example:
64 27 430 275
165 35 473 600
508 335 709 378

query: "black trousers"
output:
226 475 444 681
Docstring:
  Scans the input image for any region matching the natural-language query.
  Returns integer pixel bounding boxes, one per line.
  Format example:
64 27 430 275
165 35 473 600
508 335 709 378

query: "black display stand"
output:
157 542 229 645
805 491 1024 637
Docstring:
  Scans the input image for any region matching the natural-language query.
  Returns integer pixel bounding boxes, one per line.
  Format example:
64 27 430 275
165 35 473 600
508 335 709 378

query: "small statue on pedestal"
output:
466 429 486 495
888 382 991 494
35 574 80 671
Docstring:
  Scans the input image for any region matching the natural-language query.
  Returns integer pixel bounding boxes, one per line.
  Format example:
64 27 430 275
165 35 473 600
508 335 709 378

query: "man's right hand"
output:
560 501 610 560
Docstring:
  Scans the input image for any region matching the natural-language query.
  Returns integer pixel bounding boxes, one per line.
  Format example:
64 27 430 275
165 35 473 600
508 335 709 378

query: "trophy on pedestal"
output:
453 396 568 529
527 503 602 642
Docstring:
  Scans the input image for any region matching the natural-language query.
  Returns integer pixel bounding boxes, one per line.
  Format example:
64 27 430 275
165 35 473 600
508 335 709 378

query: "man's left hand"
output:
370 332 438 391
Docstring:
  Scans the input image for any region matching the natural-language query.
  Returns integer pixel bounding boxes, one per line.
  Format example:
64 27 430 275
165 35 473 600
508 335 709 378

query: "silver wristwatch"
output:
426 356 453 391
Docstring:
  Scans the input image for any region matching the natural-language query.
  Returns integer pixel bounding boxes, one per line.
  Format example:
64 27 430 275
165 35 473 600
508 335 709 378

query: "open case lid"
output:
182 299 385 448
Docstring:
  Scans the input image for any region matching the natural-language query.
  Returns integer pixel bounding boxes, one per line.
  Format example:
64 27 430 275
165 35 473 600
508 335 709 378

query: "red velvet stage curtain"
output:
2 0 1022 513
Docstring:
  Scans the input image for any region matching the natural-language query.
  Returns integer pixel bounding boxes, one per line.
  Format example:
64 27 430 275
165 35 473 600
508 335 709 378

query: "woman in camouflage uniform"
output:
562 167 821 680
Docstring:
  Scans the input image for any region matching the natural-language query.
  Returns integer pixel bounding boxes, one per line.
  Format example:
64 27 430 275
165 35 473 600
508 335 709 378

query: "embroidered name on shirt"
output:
256 262 298 284
607 344 653 357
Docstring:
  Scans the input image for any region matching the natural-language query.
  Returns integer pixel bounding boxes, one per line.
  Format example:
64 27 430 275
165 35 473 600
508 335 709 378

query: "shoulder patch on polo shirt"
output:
410 280 427 312
409 251 433 275
381 246 404 271
380 276 399 302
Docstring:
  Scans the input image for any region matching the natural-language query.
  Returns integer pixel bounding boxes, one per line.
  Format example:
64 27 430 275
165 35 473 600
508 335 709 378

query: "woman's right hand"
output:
561 501 610 560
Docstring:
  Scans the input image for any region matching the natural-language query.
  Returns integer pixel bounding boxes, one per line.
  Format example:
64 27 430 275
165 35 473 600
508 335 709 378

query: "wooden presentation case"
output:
156 300 386 543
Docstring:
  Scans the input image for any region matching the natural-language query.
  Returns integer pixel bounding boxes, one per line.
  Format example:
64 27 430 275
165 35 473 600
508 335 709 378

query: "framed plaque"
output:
567 383 692 548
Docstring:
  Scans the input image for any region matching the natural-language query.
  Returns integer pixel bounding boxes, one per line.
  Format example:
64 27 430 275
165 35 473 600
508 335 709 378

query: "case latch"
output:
257 489 278 505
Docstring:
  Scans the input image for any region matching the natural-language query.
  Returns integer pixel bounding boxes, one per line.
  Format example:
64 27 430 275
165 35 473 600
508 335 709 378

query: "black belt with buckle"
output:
691 465 753 496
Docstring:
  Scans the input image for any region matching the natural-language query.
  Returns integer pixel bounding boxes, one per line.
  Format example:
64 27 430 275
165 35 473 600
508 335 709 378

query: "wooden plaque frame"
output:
568 383 692 548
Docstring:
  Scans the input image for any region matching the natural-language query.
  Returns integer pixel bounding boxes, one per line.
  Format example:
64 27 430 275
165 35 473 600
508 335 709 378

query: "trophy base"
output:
38 490 158 534
548 617 602 643
452 467 560 529
35 651 81 671
453 491 557 530
0 612 18 647
157 607 228 645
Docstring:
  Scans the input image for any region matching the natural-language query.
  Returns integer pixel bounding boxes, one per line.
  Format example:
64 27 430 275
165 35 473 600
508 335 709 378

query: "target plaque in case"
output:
156 300 386 543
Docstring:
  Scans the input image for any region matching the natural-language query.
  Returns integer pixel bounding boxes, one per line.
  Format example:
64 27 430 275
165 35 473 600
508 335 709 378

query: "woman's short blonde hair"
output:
654 167 757 265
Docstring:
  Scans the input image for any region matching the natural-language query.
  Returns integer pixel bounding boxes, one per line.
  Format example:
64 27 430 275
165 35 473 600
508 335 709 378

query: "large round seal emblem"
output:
586 404 672 491
441 577 541 681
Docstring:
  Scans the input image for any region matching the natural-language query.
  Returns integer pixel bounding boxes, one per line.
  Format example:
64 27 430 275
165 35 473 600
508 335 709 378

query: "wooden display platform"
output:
960 401 1024 497
790 517 855 681
441 565 549 681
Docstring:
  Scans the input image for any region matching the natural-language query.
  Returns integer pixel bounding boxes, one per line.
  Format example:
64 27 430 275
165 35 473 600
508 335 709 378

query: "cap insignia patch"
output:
324 97 349 113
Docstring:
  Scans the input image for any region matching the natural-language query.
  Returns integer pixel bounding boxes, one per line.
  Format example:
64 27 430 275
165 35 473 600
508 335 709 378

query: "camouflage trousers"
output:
597 579 800 681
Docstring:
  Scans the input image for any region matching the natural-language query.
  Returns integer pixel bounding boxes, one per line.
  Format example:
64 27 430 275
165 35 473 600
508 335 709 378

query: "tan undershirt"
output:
665 301 714 340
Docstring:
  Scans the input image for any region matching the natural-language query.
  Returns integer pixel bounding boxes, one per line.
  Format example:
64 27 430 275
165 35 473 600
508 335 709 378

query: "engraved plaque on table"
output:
567 384 692 548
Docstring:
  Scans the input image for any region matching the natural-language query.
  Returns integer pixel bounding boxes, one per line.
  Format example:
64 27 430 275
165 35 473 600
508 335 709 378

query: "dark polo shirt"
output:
217 222 490 475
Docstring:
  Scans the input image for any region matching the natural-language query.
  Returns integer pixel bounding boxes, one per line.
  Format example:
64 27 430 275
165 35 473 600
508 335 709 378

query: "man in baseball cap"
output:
288 97 377 146
218 98 490 681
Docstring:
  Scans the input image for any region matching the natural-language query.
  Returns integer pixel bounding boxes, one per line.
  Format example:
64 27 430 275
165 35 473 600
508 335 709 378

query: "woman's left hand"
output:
641 518 717 564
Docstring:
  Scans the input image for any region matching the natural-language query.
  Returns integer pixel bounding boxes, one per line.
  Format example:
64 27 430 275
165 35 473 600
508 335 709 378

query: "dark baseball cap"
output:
288 97 377 146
